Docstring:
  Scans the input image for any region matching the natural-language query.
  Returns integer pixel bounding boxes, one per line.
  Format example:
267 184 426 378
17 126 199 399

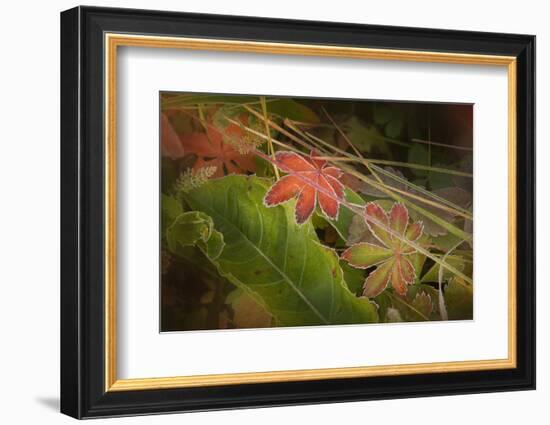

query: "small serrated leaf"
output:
411 292 433 318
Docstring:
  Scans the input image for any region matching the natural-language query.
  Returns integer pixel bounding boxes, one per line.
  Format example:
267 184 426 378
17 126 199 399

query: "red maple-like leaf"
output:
161 113 185 159
341 202 424 298
161 114 256 178
263 151 345 224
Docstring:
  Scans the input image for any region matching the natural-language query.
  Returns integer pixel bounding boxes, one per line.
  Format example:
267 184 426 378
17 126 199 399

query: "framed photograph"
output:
60 6 535 419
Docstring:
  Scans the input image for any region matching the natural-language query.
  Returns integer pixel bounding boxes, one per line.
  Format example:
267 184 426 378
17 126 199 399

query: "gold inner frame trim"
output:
104 33 517 392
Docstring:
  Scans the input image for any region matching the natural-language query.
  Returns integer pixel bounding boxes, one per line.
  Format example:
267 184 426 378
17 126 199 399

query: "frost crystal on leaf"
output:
341 202 424 298
263 151 345 224
178 118 257 177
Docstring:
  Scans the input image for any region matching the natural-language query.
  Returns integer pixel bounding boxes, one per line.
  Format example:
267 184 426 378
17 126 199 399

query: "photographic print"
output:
160 93 473 332
61 9 535 417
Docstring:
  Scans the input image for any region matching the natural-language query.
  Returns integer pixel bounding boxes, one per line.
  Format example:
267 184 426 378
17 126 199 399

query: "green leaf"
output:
405 284 442 318
326 187 365 241
408 144 430 176
385 119 403 139
373 104 393 125
340 261 365 295
427 167 455 190
342 243 392 268
343 117 391 154
202 230 225 260
311 212 329 230
161 194 183 234
347 214 371 246
409 251 427 282
183 175 379 326
266 99 319 123
226 289 273 328
445 278 473 320
409 187 472 237
373 104 403 139
166 211 225 260
387 284 439 322
392 289 433 322
421 255 466 283
212 104 244 130
166 211 212 249
253 155 273 178
406 145 462 189
373 292 393 322
432 232 464 251
363 170 473 244
411 292 433 318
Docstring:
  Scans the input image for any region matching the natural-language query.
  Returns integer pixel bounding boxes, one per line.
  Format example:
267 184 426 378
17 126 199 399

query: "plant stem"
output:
243 105 324 153
370 164 473 217
221 116 302 154
197 103 214 146
358 175 472 220
182 104 473 284
438 240 471 320
387 292 430 321
366 159 472 177
253 149 472 285
412 137 473 151
236 108 474 237
260 96 280 180
314 156 472 177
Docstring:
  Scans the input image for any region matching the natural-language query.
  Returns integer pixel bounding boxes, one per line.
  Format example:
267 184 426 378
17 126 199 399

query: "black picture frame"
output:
61 5 535 419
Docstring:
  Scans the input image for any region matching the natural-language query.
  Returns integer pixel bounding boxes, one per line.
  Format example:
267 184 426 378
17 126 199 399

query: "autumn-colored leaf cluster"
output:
342 202 424 297
161 112 257 177
160 94 473 331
